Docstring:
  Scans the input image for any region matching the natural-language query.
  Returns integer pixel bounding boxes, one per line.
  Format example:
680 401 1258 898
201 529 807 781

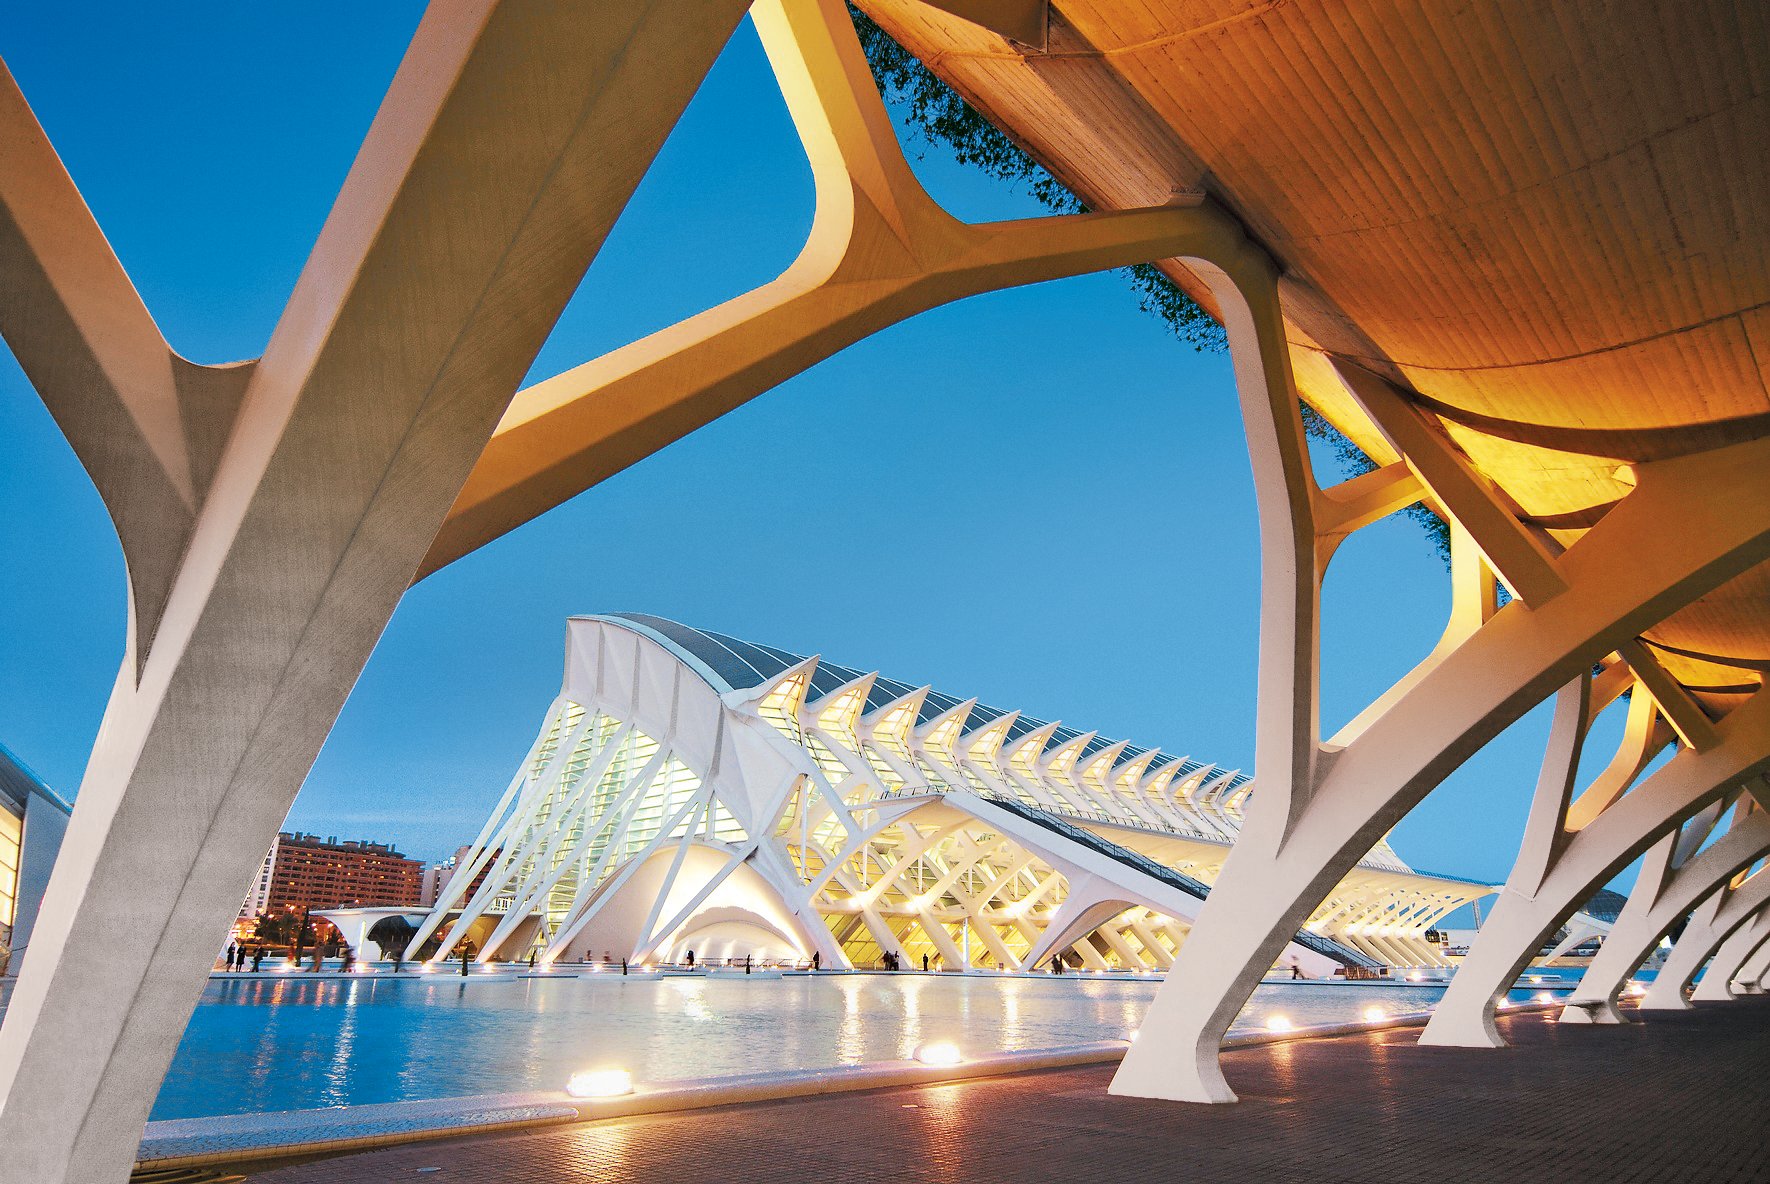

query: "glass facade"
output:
421 616 1485 973
0 803 20 938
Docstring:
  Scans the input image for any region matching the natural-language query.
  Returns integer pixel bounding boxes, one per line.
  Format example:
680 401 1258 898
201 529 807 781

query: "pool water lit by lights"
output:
139 972 1575 1120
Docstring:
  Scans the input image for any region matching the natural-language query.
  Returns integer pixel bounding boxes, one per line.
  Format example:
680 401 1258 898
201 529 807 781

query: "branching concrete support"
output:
1690 906 1770 1001
0 4 750 1180
1645 866 1770 1010
416 0 1276 578
1562 800 1770 1022
1111 321 1770 1100
1732 926 1770 992
1422 692 1770 1048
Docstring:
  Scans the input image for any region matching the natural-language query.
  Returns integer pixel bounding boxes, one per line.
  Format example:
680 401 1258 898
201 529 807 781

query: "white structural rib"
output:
410 615 1487 981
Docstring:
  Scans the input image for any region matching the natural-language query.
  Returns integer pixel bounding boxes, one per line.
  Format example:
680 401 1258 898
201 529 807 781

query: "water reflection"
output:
152 974 1467 1121
667 978 713 1023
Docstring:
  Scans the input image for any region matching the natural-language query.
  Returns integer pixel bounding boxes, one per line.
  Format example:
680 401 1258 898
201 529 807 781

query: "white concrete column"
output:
1645 865 1770 1010
1562 804 1770 1023
1425 699 1770 1047
1691 907 1770 1001
1114 336 1770 1096
0 5 748 1180
1733 927 1770 992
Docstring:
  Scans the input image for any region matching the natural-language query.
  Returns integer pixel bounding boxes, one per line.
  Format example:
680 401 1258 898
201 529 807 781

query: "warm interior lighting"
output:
1266 1015 1293 1033
914 1041 963 1067
566 1068 634 1098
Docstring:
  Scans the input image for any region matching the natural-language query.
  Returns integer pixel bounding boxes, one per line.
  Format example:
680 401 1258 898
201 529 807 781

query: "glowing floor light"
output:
1535 991 1555 1004
914 1041 964 1067
567 1068 635 1098
1362 1005 1388 1023
1266 1015 1293 1033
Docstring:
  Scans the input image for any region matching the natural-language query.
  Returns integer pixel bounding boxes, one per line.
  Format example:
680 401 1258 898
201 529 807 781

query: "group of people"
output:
220 943 265 972
878 951 937 972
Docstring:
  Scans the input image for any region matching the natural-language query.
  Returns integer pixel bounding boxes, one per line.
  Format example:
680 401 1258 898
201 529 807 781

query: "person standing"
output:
812 950 820 971
922 953 929 972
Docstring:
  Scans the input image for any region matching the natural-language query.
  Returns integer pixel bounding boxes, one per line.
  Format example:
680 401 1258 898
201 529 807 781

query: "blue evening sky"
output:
0 5 1646 897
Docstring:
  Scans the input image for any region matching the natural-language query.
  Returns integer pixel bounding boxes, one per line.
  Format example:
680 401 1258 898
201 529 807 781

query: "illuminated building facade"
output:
413 615 1488 973
243 832 424 920
0 744 71 977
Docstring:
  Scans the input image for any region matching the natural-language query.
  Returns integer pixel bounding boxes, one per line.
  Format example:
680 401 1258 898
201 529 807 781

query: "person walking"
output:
812 950 820 971
225 943 237 971
686 949 695 969
251 947 264 972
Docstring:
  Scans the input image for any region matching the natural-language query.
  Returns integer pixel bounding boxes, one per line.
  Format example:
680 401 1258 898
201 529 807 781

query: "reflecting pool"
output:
143 971 1563 1120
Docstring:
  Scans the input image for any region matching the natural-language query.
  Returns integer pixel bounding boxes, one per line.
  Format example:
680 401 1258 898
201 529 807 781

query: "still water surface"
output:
149 972 1568 1120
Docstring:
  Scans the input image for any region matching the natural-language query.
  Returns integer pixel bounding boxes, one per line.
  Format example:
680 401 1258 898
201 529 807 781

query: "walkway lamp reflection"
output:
566 1068 634 1098
1265 1015 1293 1033
914 1041 963 1067
1362 1005 1387 1023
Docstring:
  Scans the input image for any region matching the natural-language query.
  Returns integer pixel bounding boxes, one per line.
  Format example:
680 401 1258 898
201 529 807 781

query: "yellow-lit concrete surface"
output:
3 0 1768 1177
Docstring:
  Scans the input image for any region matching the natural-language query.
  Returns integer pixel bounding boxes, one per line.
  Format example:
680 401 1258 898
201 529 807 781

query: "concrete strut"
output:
0 1 1302 1176
0 3 752 1179
4 0 1769 1171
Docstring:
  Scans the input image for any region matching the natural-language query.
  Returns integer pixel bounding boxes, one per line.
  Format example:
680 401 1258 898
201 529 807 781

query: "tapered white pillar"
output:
0 5 746 1179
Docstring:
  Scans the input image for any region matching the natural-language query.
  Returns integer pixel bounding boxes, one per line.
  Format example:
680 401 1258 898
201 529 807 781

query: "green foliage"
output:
1301 404 1450 563
849 5 1221 350
252 911 301 947
848 5 1449 563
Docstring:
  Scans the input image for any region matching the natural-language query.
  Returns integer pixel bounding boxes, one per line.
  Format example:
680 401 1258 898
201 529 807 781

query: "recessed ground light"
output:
567 1068 634 1098
1266 1015 1293 1032
914 1041 963 1067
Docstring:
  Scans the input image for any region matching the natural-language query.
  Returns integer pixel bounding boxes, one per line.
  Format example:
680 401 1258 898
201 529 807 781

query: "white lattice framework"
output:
413 615 1488 973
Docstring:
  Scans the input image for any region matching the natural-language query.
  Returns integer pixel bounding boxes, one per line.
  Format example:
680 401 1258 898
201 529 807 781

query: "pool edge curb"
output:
135 1002 1564 1171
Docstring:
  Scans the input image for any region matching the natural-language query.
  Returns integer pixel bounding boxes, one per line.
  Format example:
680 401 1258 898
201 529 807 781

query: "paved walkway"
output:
251 1000 1770 1183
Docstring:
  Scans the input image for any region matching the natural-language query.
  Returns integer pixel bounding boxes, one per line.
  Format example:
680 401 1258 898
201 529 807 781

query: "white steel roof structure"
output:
413 614 1489 975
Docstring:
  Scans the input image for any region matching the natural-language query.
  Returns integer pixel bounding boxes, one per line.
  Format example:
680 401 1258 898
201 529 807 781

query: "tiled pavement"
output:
250 999 1770 1183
